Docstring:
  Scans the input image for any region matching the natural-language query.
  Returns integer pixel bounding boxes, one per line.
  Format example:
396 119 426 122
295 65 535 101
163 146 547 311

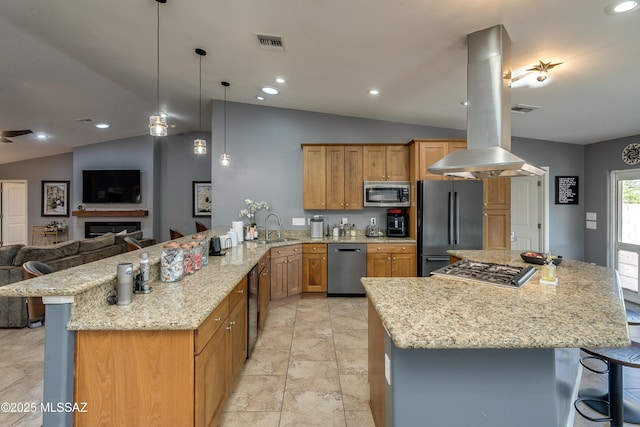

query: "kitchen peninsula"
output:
363 250 629 427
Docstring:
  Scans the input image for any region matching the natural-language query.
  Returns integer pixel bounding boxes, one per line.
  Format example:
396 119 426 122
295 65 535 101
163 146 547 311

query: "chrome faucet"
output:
265 213 282 240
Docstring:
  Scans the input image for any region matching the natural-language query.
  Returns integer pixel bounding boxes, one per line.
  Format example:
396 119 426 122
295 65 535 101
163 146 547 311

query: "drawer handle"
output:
226 326 232 331
229 321 236 326
214 317 221 322
238 289 244 294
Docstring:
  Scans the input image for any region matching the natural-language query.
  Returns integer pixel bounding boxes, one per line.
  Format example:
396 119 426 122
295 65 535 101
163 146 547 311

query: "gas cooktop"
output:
430 259 537 289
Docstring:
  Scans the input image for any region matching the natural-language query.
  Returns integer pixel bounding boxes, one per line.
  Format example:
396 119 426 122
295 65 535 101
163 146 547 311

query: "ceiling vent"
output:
255 33 285 51
511 104 540 114
75 117 96 124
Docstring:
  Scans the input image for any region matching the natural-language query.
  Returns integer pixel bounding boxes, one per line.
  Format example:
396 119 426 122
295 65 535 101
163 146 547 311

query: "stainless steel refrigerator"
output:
417 180 484 276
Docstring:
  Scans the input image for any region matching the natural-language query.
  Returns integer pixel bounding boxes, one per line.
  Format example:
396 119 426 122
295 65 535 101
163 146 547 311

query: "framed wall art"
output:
42 180 70 217
193 181 212 217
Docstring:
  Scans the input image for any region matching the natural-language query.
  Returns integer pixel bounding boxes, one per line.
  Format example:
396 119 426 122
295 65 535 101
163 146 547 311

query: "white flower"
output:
238 199 270 220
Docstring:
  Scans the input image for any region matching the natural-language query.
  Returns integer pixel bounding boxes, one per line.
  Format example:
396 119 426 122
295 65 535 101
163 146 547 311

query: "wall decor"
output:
555 176 579 205
193 181 212 217
622 143 640 165
42 180 70 217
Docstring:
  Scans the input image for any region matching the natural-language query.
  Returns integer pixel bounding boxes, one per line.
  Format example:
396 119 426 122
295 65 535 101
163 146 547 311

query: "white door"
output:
510 175 542 251
611 170 640 303
0 181 28 246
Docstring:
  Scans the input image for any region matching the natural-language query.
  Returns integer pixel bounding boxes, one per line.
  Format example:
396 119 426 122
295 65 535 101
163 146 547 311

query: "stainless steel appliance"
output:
417 180 483 276
247 265 258 357
364 181 410 207
430 259 536 289
310 215 324 239
327 243 367 296
386 209 408 237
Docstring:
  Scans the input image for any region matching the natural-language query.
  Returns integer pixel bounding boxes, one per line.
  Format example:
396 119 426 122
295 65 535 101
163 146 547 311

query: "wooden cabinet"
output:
413 139 467 181
366 243 417 277
270 244 302 300
258 252 271 330
228 278 248 383
302 243 327 293
363 145 409 181
326 146 363 209
302 145 326 209
483 177 511 249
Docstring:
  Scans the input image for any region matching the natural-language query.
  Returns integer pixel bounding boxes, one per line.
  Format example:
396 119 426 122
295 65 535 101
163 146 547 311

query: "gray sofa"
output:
0 231 155 328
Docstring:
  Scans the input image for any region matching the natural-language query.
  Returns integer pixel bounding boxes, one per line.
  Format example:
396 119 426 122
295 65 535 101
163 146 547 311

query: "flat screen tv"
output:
82 170 141 203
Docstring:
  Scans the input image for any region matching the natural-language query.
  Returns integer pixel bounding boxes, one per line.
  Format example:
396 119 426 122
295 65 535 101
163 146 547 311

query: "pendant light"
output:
149 0 168 137
220 81 231 166
193 48 207 155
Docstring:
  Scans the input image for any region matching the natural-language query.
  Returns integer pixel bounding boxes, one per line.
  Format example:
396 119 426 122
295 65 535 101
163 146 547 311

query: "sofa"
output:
0 231 155 328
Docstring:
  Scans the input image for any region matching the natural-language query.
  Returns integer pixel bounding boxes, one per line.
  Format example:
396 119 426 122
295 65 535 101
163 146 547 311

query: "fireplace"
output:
85 221 141 238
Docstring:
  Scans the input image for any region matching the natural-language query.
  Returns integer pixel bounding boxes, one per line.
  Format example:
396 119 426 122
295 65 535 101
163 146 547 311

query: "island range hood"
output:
428 25 544 179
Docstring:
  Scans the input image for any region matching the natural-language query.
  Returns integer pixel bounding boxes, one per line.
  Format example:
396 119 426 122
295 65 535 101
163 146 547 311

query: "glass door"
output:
612 170 640 303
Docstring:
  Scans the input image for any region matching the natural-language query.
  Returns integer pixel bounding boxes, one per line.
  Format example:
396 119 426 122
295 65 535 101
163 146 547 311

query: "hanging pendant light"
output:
193 48 207 155
220 81 231 166
149 0 168 137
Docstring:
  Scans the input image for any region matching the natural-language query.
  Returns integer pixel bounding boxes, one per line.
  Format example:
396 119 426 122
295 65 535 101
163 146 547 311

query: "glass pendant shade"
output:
194 138 207 154
220 152 230 166
149 114 168 136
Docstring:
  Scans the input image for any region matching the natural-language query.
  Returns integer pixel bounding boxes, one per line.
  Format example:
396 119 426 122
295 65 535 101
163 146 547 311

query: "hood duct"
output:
428 25 544 179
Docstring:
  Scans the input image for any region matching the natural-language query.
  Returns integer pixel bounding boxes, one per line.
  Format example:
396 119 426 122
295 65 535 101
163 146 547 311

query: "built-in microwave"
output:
363 181 410 207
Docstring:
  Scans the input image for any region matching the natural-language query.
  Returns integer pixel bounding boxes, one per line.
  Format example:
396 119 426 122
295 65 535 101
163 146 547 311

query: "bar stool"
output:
124 236 143 252
22 261 54 328
195 221 208 232
169 228 184 239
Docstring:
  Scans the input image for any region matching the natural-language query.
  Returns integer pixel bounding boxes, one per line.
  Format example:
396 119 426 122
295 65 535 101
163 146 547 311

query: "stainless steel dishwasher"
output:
327 243 367 296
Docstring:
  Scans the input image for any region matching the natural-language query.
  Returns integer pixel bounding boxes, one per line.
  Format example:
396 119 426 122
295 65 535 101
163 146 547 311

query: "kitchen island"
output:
363 250 629 427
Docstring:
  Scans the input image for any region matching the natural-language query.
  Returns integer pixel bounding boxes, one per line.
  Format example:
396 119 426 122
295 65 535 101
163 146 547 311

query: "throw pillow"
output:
78 232 116 253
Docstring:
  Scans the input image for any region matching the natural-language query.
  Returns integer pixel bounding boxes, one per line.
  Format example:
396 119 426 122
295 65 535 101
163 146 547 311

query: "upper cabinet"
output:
302 145 327 209
412 139 467 181
326 146 363 210
363 145 409 181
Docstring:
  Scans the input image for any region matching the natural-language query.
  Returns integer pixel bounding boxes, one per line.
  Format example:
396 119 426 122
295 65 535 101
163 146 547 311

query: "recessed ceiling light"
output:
37 133 47 139
261 87 279 95
256 96 265 101
605 0 638 14
95 123 110 129
368 89 380 96
276 78 286 84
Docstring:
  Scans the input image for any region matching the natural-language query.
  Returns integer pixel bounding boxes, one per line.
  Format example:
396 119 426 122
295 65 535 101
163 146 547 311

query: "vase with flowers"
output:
238 199 269 239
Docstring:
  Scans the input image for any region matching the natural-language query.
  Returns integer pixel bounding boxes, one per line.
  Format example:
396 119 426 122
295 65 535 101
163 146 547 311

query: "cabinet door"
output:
391 253 417 277
195 326 228 427
344 146 363 209
270 256 288 300
228 296 247 383
258 265 270 330
483 177 511 210
483 210 511 250
287 253 303 295
363 146 387 181
326 146 346 209
385 146 409 181
367 252 392 277
418 142 449 181
303 146 326 209
303 253 327 292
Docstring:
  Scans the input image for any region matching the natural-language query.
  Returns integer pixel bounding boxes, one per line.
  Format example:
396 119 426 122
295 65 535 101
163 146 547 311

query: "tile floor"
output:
2 295 640 426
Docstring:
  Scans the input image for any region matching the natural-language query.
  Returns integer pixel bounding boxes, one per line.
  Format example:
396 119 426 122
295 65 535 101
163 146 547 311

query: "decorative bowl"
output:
520 251 563 265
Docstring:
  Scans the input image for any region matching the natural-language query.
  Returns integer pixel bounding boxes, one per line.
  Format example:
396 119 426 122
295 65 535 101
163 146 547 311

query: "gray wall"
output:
512 137 585 260
0 153 73 238
584 134 640 265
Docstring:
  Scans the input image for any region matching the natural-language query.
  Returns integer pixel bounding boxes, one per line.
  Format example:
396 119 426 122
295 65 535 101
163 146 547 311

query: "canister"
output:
161 241 184 282
192 233 209 266
182 243 195 275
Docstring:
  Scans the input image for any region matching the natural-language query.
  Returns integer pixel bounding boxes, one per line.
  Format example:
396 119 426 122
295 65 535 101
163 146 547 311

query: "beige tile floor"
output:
2 296 640 426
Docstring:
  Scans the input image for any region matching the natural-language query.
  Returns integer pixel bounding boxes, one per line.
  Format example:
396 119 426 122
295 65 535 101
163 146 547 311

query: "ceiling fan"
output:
0 129 33 143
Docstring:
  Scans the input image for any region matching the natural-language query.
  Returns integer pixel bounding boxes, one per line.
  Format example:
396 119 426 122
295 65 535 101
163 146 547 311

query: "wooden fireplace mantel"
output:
72 210 149 218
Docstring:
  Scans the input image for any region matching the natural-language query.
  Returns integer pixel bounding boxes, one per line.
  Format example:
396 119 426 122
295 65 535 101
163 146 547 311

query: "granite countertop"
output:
362 250 630 350
0 232 415 331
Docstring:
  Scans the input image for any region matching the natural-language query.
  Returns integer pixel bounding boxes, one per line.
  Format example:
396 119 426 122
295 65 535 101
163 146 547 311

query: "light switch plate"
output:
292 218 306 226
586 212 597 221
586 220 597 230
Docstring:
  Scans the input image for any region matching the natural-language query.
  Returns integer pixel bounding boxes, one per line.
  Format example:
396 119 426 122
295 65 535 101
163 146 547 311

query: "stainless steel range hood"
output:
428 25 544 179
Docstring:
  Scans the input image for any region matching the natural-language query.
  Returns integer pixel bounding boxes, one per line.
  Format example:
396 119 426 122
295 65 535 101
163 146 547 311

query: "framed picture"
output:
42 180 70 217
193 181 212 217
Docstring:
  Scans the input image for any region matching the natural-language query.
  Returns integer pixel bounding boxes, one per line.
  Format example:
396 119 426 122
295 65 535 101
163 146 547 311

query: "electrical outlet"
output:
370 218 376 225
342 217 348 224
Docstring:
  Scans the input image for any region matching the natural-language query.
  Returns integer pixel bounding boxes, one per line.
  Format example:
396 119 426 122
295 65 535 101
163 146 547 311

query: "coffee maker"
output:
387 209 408 237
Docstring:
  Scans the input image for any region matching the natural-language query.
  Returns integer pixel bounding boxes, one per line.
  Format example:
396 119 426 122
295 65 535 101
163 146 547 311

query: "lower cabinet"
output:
302 243 327 293
75 276 249 427
270 244 302 300
366 243 417 277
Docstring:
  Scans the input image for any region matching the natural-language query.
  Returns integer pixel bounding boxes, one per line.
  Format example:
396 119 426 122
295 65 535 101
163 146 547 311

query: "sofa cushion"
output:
79 245 123 264
0 244 23 266
78 233 115 253
13 241 80 266
114 230 144 246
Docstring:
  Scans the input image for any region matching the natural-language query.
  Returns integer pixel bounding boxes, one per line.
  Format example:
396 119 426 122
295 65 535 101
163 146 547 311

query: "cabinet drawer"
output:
258 252 271 272
195 297 229 355
271 244 302 258
303 243 327 254
229 276 248 311
366 243 416 254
